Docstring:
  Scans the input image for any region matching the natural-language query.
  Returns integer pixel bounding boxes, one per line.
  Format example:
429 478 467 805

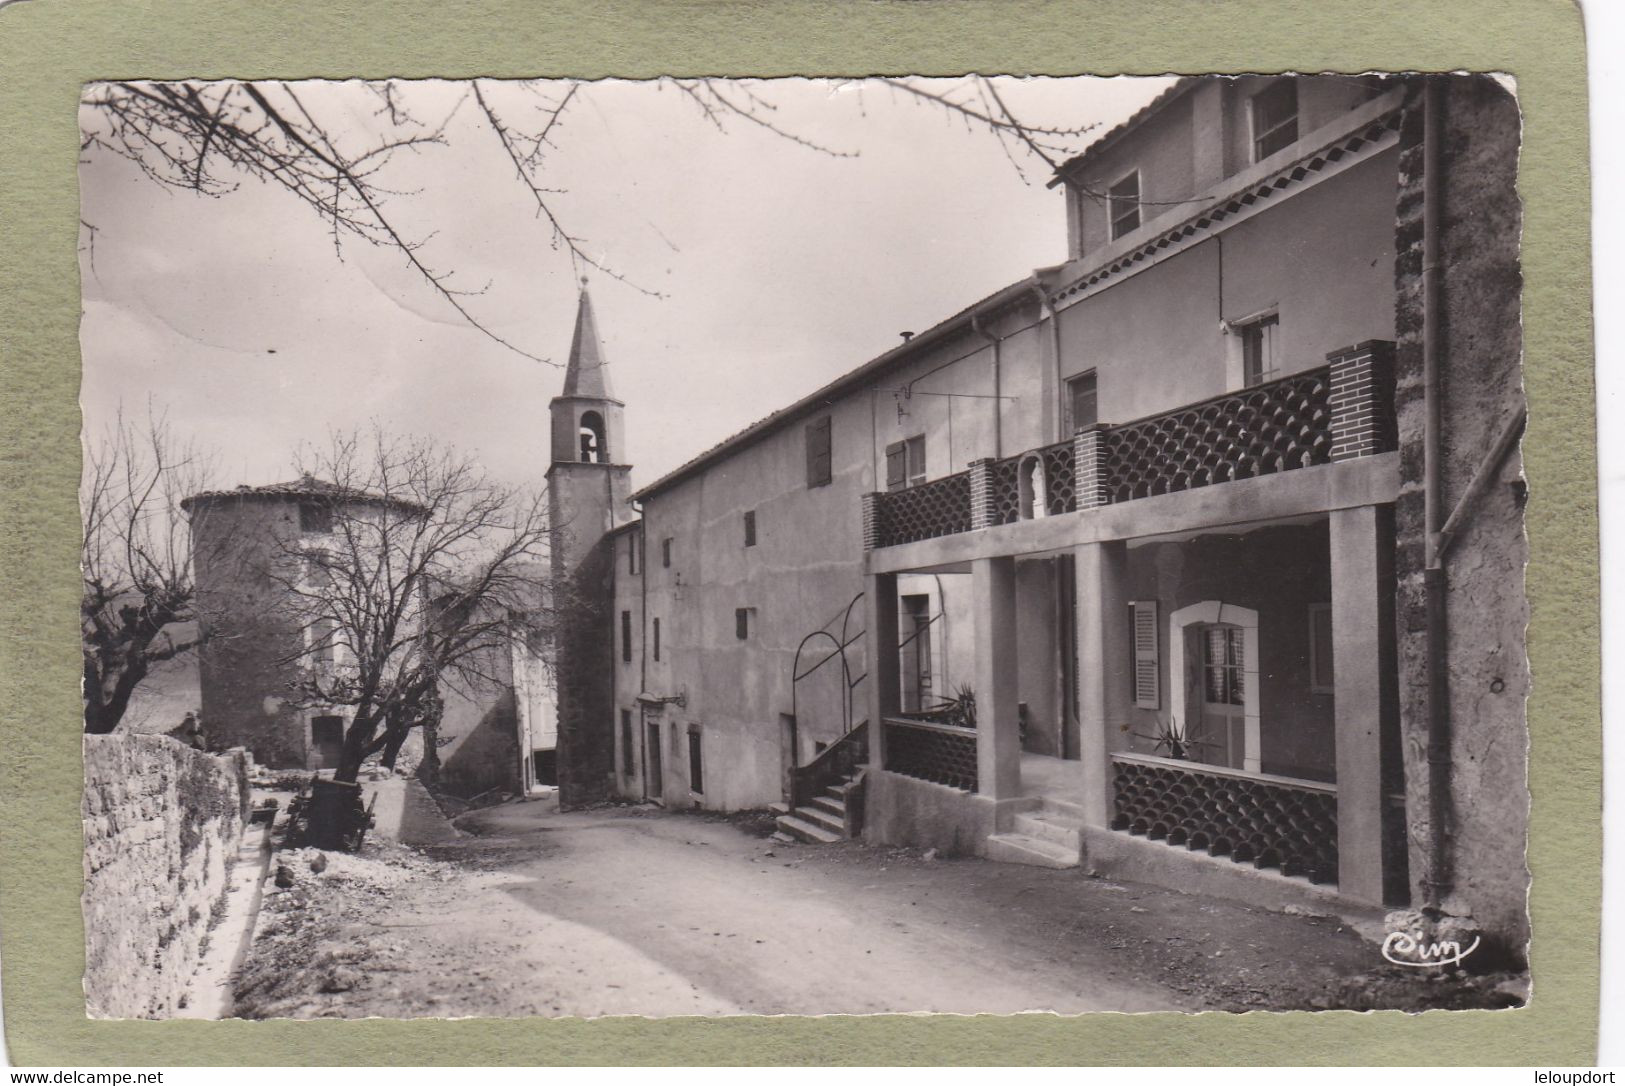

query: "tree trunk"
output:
379 724 409 770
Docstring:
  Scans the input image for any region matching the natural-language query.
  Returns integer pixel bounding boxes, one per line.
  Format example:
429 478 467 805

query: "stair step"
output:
794 804 846 834
1011 811 1082 849
985 832 1079 870
808 795 846 818
824 778 858 800
767 802 791 815
775 814 843 844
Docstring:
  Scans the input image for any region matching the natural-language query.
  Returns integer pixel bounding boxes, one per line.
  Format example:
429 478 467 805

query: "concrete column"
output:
864 571 900 772
1074 539 1130 828
1329 504 1397 904
971 556 1020 799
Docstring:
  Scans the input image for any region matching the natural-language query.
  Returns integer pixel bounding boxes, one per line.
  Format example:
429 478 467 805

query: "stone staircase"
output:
771 775 860 844
984 797 1085 869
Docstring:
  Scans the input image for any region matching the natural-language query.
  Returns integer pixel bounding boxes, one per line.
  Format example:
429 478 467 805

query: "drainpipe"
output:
1421 76 1450 913
969 312 1003 458
1030 283 1064 442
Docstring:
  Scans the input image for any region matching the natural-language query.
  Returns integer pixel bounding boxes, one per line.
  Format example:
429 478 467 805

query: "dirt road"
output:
233 797 1416 1019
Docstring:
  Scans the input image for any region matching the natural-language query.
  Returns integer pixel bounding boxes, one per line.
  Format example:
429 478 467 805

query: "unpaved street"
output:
234 796 1400 1019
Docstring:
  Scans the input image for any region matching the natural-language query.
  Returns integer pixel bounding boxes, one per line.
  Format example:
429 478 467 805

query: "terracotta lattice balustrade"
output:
1109 752 1339 885
883 716 979 793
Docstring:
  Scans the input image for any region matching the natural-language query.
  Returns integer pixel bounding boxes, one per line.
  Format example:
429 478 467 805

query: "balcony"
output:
863 342 1393 552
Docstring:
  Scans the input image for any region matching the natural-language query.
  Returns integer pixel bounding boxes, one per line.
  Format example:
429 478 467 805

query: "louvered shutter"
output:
885 442 907 491
806 416 832 487
1130 600 1160 709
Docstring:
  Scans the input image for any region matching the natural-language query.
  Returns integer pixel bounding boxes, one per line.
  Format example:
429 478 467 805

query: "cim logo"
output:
1380 928 1481 968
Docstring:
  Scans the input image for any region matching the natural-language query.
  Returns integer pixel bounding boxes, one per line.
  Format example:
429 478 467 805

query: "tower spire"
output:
562 281 613 400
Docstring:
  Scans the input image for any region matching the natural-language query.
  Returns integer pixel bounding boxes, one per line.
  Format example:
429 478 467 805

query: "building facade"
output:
551 75 1527 959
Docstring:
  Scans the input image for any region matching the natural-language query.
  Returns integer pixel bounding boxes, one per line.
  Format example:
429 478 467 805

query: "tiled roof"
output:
631 276 1041 501
1050 77 1200 185
180 474 428 515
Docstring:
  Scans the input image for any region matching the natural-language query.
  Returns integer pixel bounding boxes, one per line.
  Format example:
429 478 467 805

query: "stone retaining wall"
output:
82 734 252 1018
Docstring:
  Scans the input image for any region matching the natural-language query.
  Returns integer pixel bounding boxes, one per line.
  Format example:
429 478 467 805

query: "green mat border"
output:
0 0 1597 1066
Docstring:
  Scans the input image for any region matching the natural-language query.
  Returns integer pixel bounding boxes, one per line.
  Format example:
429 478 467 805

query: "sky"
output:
78 77 1174 494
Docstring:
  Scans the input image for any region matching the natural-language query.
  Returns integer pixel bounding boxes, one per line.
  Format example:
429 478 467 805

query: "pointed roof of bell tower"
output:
561 281 615 401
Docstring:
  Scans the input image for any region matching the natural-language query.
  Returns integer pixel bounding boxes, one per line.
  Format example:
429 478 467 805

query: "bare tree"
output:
81 405 215 734
269 428 550 787
79 78 1104 359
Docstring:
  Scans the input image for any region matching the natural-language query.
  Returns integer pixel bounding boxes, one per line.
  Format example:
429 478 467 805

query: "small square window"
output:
1252 80 1299 162
661 538 672 568
744 510 757 547
1108 171 1140 240
298 500 332 534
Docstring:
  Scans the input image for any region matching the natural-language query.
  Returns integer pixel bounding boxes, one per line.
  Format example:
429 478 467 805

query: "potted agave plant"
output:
1133 714 1213 761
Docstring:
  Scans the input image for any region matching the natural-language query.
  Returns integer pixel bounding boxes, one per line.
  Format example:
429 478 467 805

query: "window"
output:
1108 171 1140 240
1241 313 1280 386
805 415 832 488
661 537 672 568
1202 625 1246 706
621 710 635 775
652 618 661 661
1065 371 1099 434
310 615 340 666
1309 603 1334 694
743 510 757 547
621 610 633 663
298 500 331 534
628 533 639 575
687 727 704 795
885 435 926 492
1251 80 1299 161
1129 600 1160 710
735 607 752 640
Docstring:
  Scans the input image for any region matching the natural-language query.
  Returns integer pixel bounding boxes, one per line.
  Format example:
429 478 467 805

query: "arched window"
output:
579 411 606 463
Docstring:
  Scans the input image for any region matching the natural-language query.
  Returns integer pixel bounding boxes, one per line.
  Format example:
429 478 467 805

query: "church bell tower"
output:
546 284 634 806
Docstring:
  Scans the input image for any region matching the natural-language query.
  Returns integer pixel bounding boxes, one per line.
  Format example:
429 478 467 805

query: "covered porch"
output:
862 504 1406 907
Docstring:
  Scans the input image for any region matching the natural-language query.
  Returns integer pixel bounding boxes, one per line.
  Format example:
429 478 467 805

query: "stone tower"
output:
546 286 634 806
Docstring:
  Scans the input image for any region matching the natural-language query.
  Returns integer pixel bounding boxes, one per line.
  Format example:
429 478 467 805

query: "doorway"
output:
310 715 345 770
900 594 933 712
644 716 664 800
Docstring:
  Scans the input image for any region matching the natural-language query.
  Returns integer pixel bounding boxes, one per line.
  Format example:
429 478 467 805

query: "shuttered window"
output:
885 436 926 491
1130 600 1160 709
621 610 632 663
653 618 661 661
805 415 833 488
885 442 908 491
743 510 757 547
